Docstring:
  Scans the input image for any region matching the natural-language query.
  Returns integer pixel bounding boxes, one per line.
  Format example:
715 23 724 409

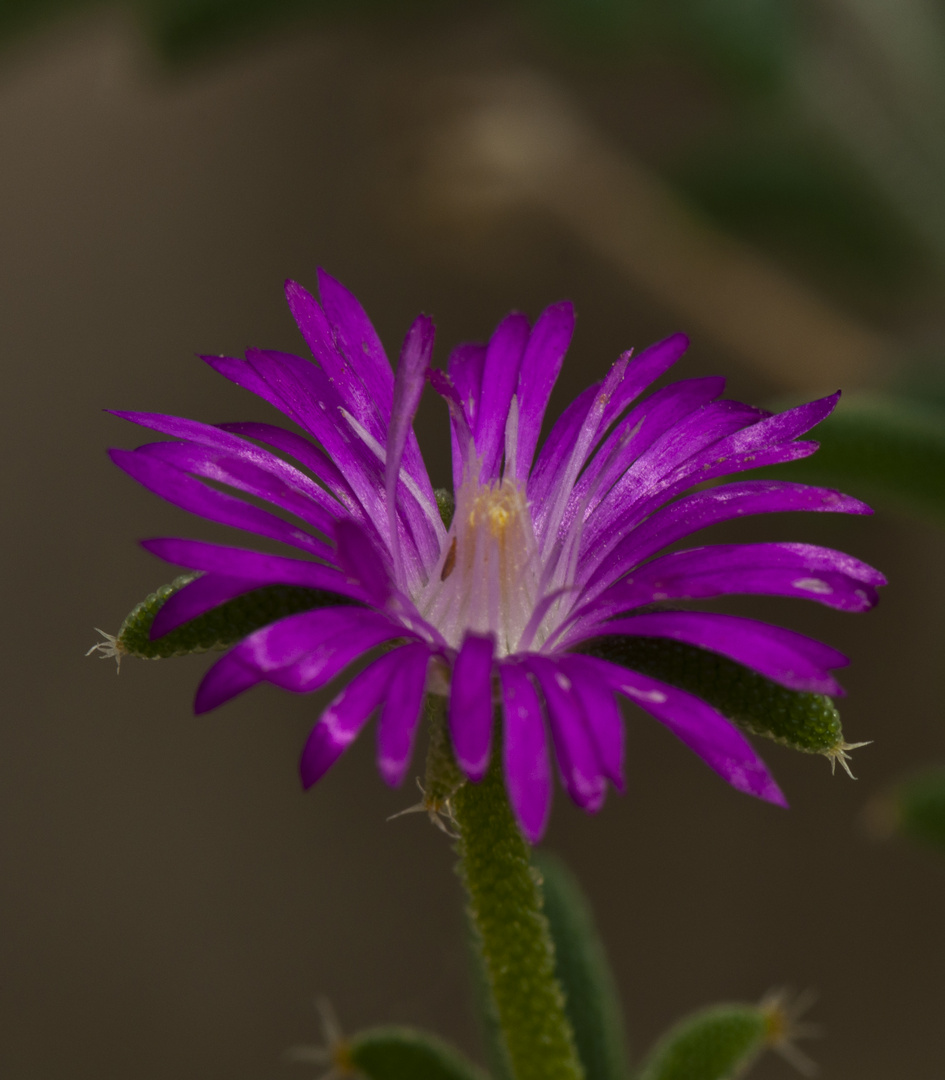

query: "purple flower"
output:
109 271 884 841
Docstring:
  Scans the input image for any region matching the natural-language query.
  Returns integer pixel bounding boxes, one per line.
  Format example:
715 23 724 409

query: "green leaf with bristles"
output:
534 851 630 1080
347 1026 490 1080
637 1003 767 1080
580 635 864 774
90 574 351 662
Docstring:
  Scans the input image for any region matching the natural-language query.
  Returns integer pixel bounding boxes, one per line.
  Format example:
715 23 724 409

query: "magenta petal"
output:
536 355 634 547
650 393 840 498
599 332 691 429
285 279 383 438
588 542 884 619
194 652 262 714
582 611 848 694
284 279 335 362
432 360 479 491
376 644 431 787
498 662 553 842
108 449 330 558
216 421 359 511
528 382 599 508
578 399 766 549
193 608 383 711
584 657 787 806
243 349 382 499
140 538 361 597
558 655 625 790
570 376 726 523
514 301 574 479
133 440 340 537
387 315 435 516
449 633 496 781
316 270 435 505
476 312 531 480
218 419 382 545
264 621 408 694
299 649 403 788
581 480 873 594
448 342 487 431
201 353 301 424
333 519 392 605
316 268 395 416
228 607 397 674
526 657 605 813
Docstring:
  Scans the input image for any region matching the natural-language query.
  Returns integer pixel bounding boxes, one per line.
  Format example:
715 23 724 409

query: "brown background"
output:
2 9 944 1079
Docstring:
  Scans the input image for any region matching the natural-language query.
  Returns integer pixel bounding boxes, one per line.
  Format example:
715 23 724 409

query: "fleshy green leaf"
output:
89 574 349 662
759 395 945 522
347 1026 490 1080
637 1003 766 1080
580 636 865 775
534 852 630 1080
887 767 945 853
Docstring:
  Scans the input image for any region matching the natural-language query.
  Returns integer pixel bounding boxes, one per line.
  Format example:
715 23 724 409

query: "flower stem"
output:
429 702 584 1080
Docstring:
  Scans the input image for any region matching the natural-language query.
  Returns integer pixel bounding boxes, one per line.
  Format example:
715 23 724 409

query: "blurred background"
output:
3 1 945 1077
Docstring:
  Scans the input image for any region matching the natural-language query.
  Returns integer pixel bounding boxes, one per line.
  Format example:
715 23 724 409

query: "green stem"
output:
427 701 584 1080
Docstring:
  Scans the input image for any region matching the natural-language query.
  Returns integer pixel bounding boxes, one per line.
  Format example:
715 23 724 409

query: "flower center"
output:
416 474 543 656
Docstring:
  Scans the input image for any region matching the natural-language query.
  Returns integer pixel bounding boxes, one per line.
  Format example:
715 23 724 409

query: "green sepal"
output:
534 852 630 1080
637 1003 767 1080
347 1026 490 1080
757 394 945 523
435 488 456 529
98 574 350 660
888 767 945 853
580 636 862 773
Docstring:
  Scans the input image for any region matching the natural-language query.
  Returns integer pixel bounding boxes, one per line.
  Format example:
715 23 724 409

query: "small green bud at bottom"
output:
348 1026 488 1080
638 991 817 1080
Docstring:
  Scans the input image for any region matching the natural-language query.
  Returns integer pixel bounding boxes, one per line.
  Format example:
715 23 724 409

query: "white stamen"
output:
415 467 544 654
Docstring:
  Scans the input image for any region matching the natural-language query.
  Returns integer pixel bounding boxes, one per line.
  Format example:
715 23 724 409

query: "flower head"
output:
109 271 884 841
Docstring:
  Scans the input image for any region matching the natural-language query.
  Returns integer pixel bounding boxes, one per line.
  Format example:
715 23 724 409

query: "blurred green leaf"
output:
580 636 862 773
535 851 630 1080
762 395 945 523
91 573 350 661
637 1003 767 1080
672 137 921 286
348 1026 490 1080
888 766 945 854
533 0 792 89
